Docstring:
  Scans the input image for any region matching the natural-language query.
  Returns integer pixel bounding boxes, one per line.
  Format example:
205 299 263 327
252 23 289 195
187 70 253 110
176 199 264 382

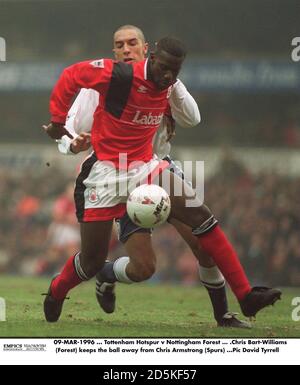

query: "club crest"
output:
88 187 99 203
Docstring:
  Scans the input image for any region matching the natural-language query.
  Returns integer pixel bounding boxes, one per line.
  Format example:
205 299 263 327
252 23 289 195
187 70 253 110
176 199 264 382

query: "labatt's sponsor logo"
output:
132 111 163 125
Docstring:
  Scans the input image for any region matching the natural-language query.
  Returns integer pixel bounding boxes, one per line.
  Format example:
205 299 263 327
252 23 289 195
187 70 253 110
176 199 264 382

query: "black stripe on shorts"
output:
74 152 97 222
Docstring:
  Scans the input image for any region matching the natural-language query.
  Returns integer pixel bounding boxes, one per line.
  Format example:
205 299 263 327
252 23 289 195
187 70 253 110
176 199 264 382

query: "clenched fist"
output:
42 122 74 140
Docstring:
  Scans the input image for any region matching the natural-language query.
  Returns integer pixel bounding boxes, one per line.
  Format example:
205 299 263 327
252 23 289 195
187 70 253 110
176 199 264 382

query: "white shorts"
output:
74 153 169 222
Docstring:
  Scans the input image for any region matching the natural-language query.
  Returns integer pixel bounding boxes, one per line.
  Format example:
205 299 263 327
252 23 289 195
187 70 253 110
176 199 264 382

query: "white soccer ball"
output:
127 184 171 228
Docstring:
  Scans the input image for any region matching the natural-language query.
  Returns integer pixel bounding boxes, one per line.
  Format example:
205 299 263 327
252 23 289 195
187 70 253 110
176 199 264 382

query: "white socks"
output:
113 256 134 284
199 265 225 289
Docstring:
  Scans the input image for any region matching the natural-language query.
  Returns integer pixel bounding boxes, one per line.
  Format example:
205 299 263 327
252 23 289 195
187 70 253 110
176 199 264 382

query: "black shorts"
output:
117 156 186 244
116 213 152 243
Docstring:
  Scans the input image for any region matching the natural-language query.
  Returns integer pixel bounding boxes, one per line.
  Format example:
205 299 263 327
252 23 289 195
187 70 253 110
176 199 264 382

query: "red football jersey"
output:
50 59 171 168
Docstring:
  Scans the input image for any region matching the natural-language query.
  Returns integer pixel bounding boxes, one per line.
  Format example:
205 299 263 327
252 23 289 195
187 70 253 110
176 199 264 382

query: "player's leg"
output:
44 220 113 322
165 157 248 326
157 169 281 317
169 217 250 328
95 214 156 313
158 168 251 301
123 232 156 281
169 218 215 267
94 157 166 313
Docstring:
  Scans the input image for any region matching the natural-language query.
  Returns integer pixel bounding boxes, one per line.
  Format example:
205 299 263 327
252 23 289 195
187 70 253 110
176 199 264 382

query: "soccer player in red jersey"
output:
43 34 281 323
55 25 252 328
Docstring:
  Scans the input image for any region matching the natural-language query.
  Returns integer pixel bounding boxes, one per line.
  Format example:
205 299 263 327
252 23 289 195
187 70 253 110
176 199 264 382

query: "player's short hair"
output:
114 25 146 43
156 37 187 58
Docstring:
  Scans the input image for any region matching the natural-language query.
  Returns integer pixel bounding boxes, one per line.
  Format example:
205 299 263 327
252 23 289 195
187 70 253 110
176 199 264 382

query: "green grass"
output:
0 275 299 337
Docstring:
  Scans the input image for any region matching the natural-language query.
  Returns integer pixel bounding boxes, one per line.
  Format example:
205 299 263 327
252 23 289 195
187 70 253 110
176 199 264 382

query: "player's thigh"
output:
80 220 113 260
124 231 156 267
157 169 212 228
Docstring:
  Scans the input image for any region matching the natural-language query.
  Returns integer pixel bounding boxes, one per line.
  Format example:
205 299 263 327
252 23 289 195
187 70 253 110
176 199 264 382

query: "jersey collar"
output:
145 58 152 81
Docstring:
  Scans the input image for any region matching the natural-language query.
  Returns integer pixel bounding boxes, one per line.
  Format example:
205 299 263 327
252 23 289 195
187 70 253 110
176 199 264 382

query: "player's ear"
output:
143 42 149 56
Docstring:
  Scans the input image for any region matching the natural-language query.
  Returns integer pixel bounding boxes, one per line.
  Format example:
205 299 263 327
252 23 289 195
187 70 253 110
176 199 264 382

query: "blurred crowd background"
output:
0 0 299 287
1 152 299 287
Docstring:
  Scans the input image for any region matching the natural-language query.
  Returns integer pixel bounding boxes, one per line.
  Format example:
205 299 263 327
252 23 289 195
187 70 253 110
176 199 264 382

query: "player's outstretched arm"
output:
50 59 111 125
57 89 99 155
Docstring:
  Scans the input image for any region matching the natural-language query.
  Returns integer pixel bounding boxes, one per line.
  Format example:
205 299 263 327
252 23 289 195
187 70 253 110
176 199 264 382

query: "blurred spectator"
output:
36 183 80 276
283 121 300 148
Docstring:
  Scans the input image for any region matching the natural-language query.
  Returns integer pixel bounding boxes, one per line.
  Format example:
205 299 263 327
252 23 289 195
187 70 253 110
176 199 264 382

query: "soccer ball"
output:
127 184 171 228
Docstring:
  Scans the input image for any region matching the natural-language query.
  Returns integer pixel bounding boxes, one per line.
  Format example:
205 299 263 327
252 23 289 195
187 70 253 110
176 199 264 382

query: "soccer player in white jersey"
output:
43 29 281 324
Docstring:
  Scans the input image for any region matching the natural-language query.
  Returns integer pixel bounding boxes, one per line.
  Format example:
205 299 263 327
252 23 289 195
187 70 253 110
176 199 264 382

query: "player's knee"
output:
134 267 155 281
130 259 156 281
140 261 156 280
175 205 213 228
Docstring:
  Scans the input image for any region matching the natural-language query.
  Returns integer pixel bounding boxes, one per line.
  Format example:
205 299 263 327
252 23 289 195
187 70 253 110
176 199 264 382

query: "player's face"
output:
150 50 184 90
113 29 148 63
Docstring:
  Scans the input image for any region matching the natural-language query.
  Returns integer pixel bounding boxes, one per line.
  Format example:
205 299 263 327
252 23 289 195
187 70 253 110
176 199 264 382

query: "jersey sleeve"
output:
169 79 201 128
50 59 112 124
56 88 100 155
152 122 171 159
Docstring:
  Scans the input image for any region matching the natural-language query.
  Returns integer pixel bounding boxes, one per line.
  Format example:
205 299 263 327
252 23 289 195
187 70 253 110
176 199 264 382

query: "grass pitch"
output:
0 275 299 338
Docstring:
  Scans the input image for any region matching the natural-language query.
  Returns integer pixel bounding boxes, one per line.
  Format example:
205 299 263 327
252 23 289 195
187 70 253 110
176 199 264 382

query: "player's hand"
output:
42 122 74 140
70 132 91 154
164 115 176 142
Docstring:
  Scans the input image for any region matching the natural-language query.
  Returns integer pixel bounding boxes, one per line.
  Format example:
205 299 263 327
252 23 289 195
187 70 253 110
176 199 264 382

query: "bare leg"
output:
168 217 214 267
124 232 156 281
169 217 234 324
43 220 113 322
156 169 252 301
80 220 114 277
